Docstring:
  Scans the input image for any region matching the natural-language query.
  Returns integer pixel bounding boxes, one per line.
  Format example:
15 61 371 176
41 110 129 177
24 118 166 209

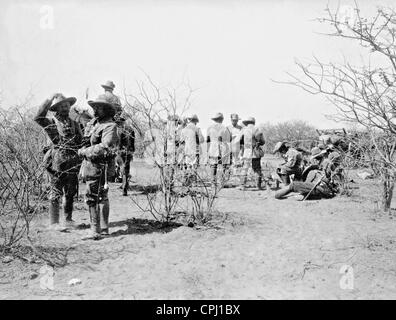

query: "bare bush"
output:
280 4 396 211
124 74 225 224
0 105 49 250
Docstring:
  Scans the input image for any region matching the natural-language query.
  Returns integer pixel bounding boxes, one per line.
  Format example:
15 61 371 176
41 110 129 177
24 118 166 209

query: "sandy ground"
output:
1 159 396 300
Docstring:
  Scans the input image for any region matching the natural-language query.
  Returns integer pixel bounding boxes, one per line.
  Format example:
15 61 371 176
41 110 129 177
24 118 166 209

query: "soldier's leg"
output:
48 173 62 226
63 173 78 223
239 159 250 190
82 178 102 240
209 157 218 185
121 153 132 196
252 158 263 190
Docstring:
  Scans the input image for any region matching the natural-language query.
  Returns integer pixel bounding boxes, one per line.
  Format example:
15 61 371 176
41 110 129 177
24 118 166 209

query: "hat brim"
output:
88 100 114 110
242 120 254 125
211 116 224 120
49 97 77 111
101 85 114 90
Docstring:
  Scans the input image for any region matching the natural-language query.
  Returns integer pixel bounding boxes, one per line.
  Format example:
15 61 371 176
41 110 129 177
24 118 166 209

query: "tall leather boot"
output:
275 184 293 199
49 199 60 225
256 176 263 190
99 200 110 235
82 206 101 240
63 196 74 221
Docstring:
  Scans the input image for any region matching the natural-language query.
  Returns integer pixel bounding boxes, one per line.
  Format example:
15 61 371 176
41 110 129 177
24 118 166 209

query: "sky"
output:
0 0 394 130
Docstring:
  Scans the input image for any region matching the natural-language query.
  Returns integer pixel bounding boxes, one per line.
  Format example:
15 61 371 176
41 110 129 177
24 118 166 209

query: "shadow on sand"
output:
108 218 182 237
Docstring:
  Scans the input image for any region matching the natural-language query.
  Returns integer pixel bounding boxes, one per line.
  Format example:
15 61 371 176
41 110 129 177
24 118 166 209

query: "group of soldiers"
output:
34 80 344 240
34 81 135 240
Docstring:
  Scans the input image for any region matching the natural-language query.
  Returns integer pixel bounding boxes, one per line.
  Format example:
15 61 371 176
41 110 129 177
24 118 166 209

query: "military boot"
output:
99 200 110 236
275 184 293 199
256 176 264 190
49 200 60 225
82 206 101 240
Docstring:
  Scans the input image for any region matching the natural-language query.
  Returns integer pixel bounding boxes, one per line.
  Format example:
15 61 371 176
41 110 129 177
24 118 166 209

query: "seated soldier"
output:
273 141 303 185
275 147 342 200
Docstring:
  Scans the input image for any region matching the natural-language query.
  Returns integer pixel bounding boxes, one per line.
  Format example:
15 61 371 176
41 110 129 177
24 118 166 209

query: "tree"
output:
280 3 396 211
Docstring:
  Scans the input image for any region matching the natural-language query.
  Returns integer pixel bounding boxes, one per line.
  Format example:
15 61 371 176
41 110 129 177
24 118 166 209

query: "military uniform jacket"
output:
227 124 242 155
180 122 204 157
34 99 83 174
283 148 303 170
79 118 119 179
206 123 232 164
239 124 265 159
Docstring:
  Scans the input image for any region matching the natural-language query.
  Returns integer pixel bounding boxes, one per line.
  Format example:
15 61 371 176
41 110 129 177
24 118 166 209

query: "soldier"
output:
34 93 83 230
238 117 265 190
78 94 118 240
273 141 303 185
275 147 342 200
114 111 135 196
101 80 122 113
180 114 204 185
206 112 232 188
227 114 243 168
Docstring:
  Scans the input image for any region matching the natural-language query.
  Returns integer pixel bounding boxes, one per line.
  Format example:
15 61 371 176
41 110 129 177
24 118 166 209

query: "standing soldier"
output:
78 94 118 240
206 112 232 188
180 114 204 185
238 117 265 190
114 111 135 196
34 93 83 230
273 141 303 185
101 80 122 113
227 114 242 168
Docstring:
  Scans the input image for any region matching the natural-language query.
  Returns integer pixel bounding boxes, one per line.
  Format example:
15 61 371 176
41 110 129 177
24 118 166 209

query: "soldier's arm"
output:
33 96 54 128
197 128 204 144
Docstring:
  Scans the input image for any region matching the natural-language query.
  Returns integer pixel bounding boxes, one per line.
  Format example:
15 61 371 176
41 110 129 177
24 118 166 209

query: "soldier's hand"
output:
50 93 61 102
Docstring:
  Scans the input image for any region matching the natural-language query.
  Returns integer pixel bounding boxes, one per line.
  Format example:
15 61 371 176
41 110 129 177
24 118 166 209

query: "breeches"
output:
241 158 262 177
84 173 108 206
290 181 333 198
49 172 78 202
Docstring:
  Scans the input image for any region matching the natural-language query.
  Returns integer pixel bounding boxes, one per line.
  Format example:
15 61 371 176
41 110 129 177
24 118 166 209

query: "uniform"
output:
278 147 303 184
79 94 119 238
34 98 83 225
239 124 265 189
180 122 204 185
206 123 232 185
227 124 242 166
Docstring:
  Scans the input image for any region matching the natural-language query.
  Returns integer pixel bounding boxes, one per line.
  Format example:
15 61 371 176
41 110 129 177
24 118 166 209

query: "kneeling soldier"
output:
275 147 341 200
78 95 118 240
273 141 303 185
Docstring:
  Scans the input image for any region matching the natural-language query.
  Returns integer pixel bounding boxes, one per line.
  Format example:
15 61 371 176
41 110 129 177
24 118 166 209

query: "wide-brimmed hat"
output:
88 94 115 112
230 113 239 120
310 147 326 160
242 116 255 125
273 141 287 154
187 114 199 122
49 94 77 112
101 80 116 91
211 112 224 120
